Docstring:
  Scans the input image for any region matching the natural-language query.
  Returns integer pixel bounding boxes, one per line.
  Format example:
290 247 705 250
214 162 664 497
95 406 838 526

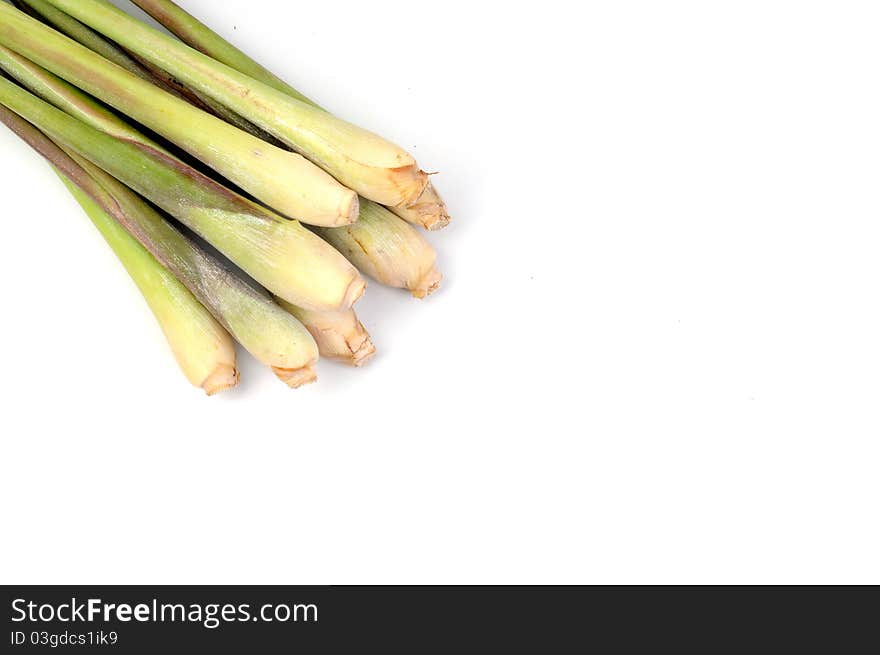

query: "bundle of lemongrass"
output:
0 0 450 394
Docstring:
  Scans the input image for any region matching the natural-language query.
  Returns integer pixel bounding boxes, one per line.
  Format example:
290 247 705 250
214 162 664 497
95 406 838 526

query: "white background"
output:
1 0 878 584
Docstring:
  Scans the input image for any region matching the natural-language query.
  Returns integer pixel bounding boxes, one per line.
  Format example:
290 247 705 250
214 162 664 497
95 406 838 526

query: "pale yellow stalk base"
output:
390 180 451 231
314 200 442 299
272 365 318 389
56 173 240 396
342 276 368 308
279 302 376 367
64 150 319 385
157 303 240 393
412 268 443 299
201 364 239 396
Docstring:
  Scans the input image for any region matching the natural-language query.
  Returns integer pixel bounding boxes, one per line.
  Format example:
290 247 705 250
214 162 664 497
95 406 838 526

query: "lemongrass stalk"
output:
43 0 428 207
0 44 166 151
10 0 230 130
0 104 318 388
128 0 451 231
40 5 446 288
313 200 442 299
13 0 158 81
131 0 314 106
69 153 320 389
0 2 358 226
93 3 447 285
0 75 365 311
277 301 376 367
0 107 318 393
12 0 276 142
126 50 284 145
59 176 239 395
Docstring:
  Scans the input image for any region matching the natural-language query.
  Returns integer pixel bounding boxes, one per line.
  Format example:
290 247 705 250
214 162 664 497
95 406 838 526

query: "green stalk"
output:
127 50 283 145
0 45 373 359
0 74 365 312
0 102 319 388
312 200 442 299
71 154 321 389
42 0 429 208
0 2 359 226
277 301 376 367
0 43 165 151
132 0 314 106
60 176 239 395
127 0 450 229
13 0 158 81
12 0 273 142
12 0 276 142
107 1 446 289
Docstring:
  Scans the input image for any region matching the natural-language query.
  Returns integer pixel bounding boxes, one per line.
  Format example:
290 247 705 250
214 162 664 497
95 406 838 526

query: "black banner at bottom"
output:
1 586 876 652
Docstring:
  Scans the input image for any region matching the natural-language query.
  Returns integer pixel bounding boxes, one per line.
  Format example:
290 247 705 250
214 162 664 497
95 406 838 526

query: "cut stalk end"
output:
314 313 375 366
315 320 376 366
272 364 318 389
313 200 440 298
412 267 443 299
349 334 377 367
385 165 429 208
391 180 451 231
307 319 376 366
275 301 376 367
201 363 239 395
342 275 368 309
336 190 360 227
426 215 451 231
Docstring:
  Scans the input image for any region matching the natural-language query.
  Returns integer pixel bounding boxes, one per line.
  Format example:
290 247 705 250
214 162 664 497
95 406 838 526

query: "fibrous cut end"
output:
349 335 376 367
333 189 360 227
317 324 376 367
272 364 318 389
411 267 442 299
200 364 240 395
391 180 451 231
424 213 451 231
341 275 367 309
389 165 430 208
